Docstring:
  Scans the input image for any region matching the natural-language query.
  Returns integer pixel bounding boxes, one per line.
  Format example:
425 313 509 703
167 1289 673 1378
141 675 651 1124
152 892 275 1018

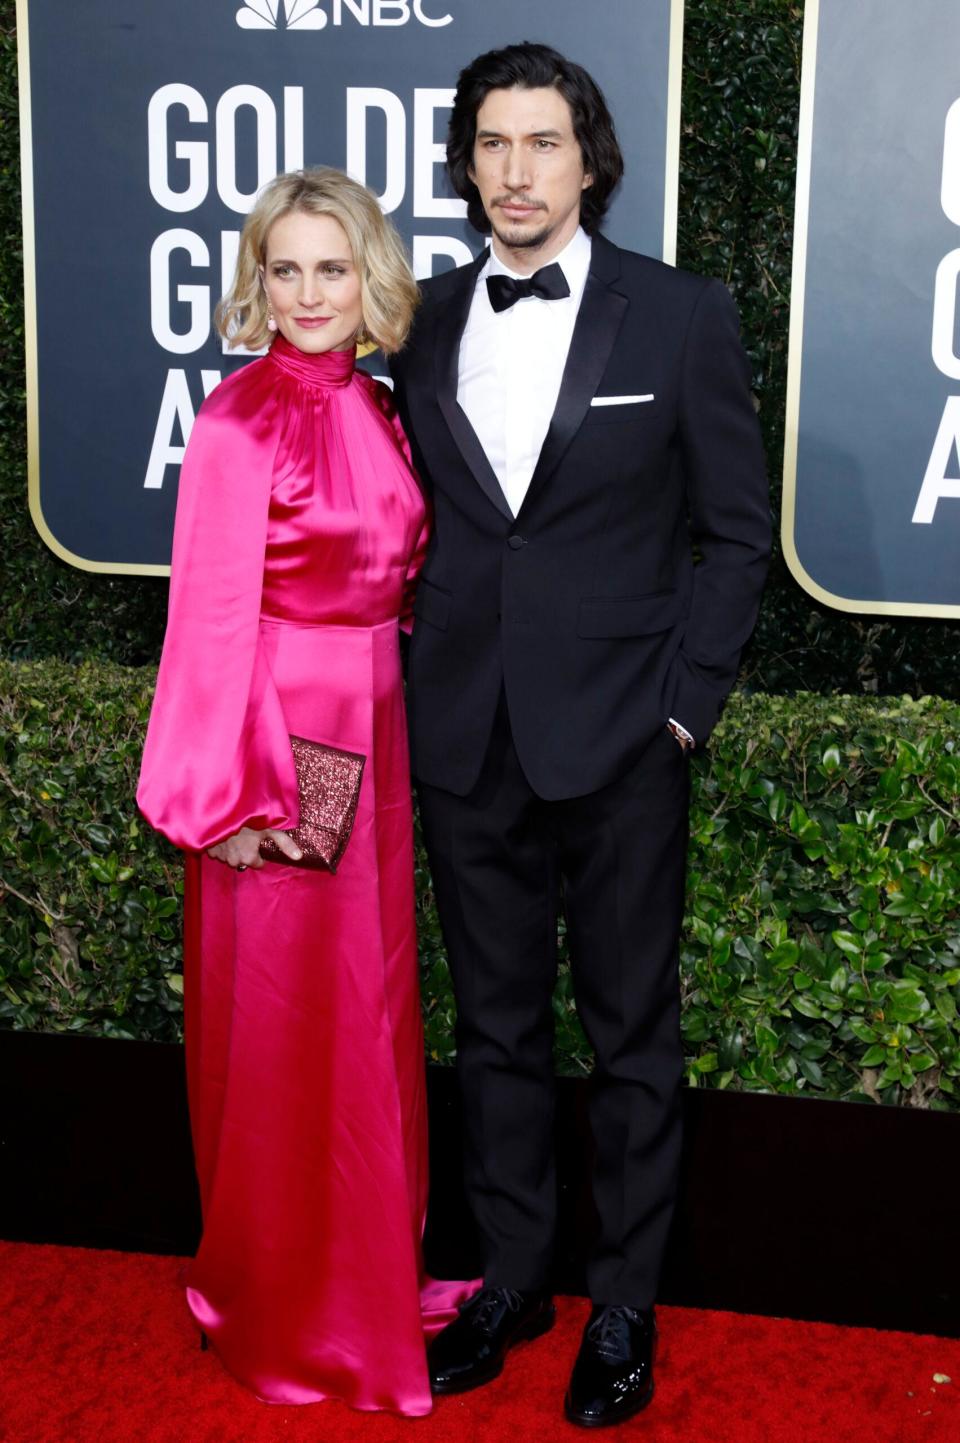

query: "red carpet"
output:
1 1241 957 1442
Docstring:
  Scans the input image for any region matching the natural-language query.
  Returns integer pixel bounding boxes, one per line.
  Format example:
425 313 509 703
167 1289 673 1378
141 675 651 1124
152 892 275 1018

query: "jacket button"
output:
507 534 526 550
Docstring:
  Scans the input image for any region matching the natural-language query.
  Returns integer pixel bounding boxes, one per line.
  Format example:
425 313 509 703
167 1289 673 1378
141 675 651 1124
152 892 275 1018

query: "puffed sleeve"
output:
137 371 299 852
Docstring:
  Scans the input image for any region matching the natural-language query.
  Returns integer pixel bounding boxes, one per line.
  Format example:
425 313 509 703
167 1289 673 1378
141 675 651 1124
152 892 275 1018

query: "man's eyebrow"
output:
476 128 566 140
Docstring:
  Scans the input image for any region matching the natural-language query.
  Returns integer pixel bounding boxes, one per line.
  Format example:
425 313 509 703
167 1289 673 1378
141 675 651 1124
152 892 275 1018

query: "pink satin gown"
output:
138 334 472 1414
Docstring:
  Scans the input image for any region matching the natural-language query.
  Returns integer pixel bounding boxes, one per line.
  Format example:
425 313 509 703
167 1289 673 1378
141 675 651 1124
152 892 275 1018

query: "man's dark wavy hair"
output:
446 42 624 237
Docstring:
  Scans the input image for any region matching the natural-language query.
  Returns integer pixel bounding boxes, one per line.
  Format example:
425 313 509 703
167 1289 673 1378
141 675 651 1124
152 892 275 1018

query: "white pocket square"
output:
590 393 655 407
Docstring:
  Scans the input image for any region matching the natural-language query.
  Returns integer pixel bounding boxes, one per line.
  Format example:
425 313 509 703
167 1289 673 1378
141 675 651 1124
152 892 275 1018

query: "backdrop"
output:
783 0 960 617
18 0 682 574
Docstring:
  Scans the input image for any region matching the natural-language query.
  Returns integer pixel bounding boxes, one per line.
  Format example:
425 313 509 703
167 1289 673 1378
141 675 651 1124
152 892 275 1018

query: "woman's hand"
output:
206 827 302 870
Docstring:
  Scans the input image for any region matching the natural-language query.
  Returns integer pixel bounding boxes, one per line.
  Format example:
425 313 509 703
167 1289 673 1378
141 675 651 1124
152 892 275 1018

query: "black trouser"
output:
417 696 690 1307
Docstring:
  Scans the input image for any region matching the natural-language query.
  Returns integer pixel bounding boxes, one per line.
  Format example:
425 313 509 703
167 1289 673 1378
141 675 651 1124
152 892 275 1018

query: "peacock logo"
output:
235 0 453 31
236 0 326 28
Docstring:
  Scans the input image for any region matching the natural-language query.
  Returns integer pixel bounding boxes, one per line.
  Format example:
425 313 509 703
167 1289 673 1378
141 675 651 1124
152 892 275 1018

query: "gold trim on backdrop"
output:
661 0 684 266
780 0 960 619
17 0 171 577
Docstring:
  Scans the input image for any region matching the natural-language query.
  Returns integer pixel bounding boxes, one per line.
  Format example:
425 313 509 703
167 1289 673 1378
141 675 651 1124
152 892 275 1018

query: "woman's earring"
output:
267 307 277 333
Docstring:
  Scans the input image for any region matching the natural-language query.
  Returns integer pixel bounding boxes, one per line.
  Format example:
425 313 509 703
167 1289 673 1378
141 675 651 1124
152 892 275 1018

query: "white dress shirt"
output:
457 226 592 519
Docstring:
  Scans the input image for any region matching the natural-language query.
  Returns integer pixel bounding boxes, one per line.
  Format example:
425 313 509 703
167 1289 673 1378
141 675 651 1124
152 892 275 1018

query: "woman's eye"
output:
273 266 294 278
322 266 345 277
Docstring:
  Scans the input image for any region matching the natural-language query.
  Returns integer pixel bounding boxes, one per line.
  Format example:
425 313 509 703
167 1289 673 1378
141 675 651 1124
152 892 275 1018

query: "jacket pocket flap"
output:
577 590 685 638
413 579 451 631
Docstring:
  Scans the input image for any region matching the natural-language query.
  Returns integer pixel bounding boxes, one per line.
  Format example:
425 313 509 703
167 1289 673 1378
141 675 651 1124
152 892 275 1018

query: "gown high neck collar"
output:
268 332 356 389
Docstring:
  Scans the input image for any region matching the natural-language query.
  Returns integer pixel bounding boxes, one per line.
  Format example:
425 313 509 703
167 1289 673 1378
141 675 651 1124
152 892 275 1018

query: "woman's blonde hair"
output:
215 167 419 355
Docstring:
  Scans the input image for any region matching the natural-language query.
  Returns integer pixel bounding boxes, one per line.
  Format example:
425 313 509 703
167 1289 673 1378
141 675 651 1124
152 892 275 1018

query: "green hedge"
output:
0 662 182 1039
1 0 959 690
3 661 957 1108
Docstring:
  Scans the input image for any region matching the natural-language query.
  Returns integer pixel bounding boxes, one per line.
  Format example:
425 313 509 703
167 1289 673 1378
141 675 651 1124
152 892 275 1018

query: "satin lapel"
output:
433 249 513 522
516 236 629 521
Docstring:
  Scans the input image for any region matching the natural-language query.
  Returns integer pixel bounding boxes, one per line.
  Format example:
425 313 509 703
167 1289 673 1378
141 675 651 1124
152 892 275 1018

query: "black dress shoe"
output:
565 1304 656 1428
428 1286 556 1394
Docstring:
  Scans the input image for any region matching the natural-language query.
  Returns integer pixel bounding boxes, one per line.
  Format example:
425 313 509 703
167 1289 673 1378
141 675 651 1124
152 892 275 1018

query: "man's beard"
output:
491 209 553 253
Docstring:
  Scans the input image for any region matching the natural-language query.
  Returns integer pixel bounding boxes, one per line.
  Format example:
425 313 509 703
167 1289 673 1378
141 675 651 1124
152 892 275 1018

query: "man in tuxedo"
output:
390 42 769 1427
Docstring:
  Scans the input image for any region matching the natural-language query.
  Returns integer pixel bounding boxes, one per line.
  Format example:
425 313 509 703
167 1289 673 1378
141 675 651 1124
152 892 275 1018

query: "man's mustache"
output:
492 195 547 211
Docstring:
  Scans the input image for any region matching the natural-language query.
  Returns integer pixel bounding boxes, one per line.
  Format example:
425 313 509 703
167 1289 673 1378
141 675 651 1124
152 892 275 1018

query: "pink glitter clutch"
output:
259 735 365 873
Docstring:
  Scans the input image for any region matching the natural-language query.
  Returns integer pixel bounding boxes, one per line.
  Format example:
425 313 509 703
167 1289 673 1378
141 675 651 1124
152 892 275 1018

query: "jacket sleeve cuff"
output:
668 653 731 747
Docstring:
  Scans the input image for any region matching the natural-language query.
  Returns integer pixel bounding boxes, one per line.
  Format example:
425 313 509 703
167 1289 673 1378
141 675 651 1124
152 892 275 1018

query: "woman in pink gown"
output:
138 168 471 1415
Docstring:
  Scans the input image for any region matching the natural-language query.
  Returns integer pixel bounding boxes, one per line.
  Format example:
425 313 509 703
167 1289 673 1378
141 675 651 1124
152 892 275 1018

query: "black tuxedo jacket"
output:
390 233 770 800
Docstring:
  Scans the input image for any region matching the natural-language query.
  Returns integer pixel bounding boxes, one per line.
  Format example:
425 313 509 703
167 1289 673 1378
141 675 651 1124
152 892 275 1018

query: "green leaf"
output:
935 993 957 1023
87 856 115 885
718 1028 744 1070
859 1045 887 1066
768 788 788 823
885 987 928 1025
768 941 800 969
754 1022 779 1053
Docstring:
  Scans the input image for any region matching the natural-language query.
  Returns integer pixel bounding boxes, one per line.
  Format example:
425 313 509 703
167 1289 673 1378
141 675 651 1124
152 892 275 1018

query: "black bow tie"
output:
486 262 571 313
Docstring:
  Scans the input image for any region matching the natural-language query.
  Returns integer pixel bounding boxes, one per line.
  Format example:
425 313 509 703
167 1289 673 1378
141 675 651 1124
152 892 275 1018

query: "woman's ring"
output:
237 864 248 872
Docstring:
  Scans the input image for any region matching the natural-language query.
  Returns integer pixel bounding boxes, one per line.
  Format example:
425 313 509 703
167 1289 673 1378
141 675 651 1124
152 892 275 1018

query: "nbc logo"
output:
237 1 325 26
236 0 452 29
